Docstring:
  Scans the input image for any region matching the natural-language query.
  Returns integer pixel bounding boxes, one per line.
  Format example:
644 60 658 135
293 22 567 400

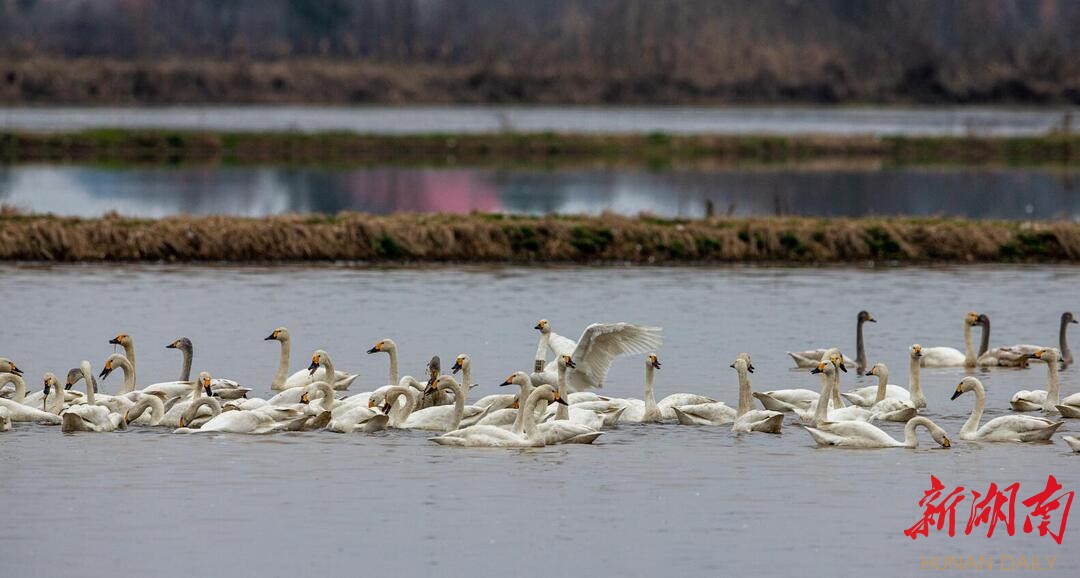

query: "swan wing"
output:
567 323 663 391
546 331 579 359
1064 436 1080 452
920 347 966 367
810 420 898 447
977 416 1062 441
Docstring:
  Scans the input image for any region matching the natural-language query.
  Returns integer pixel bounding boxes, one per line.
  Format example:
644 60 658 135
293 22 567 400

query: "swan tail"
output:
603 407 626 427
359 414 389 433
333 374 360 390
1063 436 1080 452
1020 421 1064 442
309 411 332 430
754 414 784 434
672 407 703 426
1055 405 1080 419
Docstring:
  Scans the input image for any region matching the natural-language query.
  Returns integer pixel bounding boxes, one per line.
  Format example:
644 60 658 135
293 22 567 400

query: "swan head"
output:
166 337 193 351
367 339 396 354
810 360 834 376
264 327 288 341
1027 348 1061 364
42 372 57 396
729 356 750 373
827 352 846 373
928 423 952 448
951 376 981 400
532 383 567 406
534 319 550 334
560 355 577 369
451 354 470 374
1063 312 1077 325
646 354 661 370
910 344 923 358
426 375 459 396
858 311 876 324
964 312 980 326
733 352 754 372
865 362 887 377
308 350 329 374
0 358 23 376
198 372 213 397
427 356 441 387
64 367 81 390
98 353 127 380
109 333 132 347
498 371 531 388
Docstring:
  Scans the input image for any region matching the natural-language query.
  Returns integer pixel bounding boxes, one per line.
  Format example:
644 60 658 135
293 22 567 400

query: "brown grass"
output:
2 213 1079 264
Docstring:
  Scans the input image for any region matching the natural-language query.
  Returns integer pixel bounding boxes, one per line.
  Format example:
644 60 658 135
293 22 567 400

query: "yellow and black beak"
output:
534 322 543 330
263 332 277 341
837 361 848 373
864 369 875 376
950 383 964 401
566 357 577 369
98 363 113 379
510 400 520 410
424 381 438 396
10 363 23 376
553 391 568 406
498 375 514 387
108 336 122 345
166 340 178 349
649 358 660 370
942 437 952 449
300 392 310 404
810 363 825 375
451 360 463 373
307 357 320 375
366 344 380 354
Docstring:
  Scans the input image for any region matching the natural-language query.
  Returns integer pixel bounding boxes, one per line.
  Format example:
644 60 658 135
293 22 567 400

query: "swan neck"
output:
961 382 985 436
644 364 658 416
521 387 546 442
1060 318 1073 366
119 356 136 394
450 380 465 431
186 396 221 423
179 346 192 382
1043 361 1061 411
1 373 26 403
736 367 752 417
874 370 888 404
855 318 867 370
535 333 549 367
386 385 417 426
322 354 335 385
317 382 335 411
47 384 64 414
909 356 925 405
978 319 991 358
122 343 136 373
830 366 844 408
273 337 290 388
556 363 569 421
388 348 399 385
813 372 831 425
512 381 534 435
963 322 976 366
83 367 95 405
903 417 928 448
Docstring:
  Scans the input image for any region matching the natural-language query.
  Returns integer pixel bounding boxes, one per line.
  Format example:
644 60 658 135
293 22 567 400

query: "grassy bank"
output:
2 212 1079 264
1 130 1079 167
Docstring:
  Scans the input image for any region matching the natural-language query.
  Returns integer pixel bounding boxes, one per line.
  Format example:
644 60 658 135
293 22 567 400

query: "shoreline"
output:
2 129 1079 166
3 213 1079 264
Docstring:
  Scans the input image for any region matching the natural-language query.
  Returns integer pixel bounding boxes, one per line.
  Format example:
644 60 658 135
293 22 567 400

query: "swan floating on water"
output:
532 319 663 392
952 377 1063 442
805 416 951 449
787 310 873 370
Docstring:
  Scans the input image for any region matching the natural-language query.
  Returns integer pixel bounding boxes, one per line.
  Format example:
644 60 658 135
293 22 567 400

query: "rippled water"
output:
3 164 1079 220
1 264 1077 577
0 105 1075 136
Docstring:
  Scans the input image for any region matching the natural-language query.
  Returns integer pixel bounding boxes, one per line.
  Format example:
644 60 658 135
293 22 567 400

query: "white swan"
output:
1010 349 1078 415
163 337 249 398
391 375 486 431
787 310 873 370
433 378 598 447
862 363 917 423
919 312 981 368
532 319 663 392
951 376 1062 442
175 397 311 434
671 354 743 426
729 356 784 433
805 416 951 449
615 354 664 423
539 355 608 430
109 333 245 396
0 372 63 424
60 361 124 433
159 372 216 427
1064 436 1080 452
796 356 872 424
265 328 358 391
122 394 166 427
842 363 911 407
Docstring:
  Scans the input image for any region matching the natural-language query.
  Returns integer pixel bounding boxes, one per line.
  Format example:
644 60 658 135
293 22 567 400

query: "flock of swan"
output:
1 312 1079 451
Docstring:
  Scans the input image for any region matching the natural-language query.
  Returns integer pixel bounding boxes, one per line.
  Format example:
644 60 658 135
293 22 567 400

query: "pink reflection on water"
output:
342 169 501 214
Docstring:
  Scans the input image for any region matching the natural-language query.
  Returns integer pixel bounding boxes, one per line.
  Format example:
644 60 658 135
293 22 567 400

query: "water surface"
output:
1 264 1077 577
3 164 1078 220
0 105 1075 136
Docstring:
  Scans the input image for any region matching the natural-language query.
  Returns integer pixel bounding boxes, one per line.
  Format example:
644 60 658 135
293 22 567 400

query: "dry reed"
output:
1 213 1079 264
